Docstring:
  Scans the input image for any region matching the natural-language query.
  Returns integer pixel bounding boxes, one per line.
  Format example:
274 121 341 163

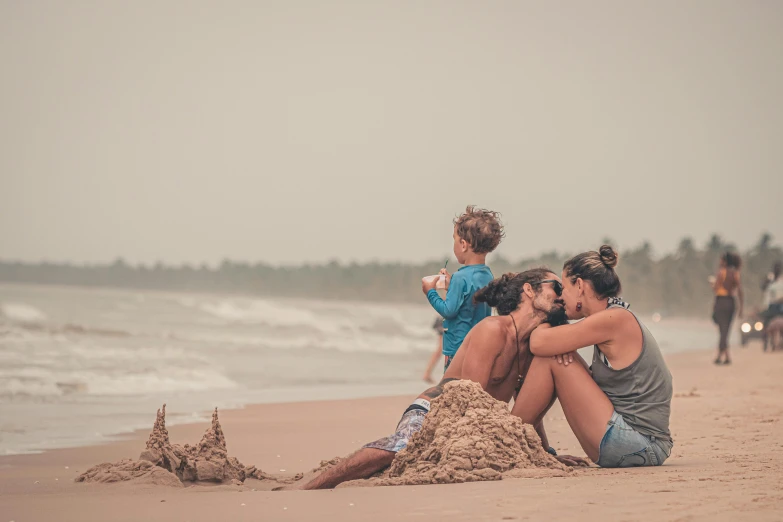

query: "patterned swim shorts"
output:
363 400 430 453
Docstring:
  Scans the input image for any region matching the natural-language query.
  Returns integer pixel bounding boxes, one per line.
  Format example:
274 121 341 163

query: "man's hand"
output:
555 455 592 467
553 351 576 366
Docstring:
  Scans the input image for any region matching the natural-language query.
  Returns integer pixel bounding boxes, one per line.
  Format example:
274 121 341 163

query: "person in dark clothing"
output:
712 252 744 365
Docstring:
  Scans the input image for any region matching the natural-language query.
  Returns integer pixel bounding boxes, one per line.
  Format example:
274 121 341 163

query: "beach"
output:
2 1 782 519
1 345 781 522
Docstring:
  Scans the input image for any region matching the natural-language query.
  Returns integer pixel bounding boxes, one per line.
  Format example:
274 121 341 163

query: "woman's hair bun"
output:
598 244 618 269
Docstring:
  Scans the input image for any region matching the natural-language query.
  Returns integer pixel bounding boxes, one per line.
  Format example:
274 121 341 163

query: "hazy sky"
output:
1 1 781 266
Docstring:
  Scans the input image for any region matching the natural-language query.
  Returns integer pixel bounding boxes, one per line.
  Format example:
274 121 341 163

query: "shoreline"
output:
2 344 782 522
0 379 428 457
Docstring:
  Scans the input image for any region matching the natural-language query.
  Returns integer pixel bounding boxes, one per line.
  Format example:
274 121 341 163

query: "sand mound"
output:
77 405 283 487
344 380 570 487
75 459 182 487
309 456 344 475
245 466 303 484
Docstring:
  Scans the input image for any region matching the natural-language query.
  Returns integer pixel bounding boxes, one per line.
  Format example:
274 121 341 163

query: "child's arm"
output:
427 273 467 320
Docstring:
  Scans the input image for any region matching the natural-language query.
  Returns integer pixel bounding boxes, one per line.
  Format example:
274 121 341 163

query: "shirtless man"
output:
302 268 585 490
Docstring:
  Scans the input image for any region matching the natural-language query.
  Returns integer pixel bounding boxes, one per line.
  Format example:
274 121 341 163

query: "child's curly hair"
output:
453 206 505 254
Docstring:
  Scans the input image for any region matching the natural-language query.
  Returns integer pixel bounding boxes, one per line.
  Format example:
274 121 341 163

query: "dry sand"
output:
76 406 248 486
1 347 782 521
342 380 569 487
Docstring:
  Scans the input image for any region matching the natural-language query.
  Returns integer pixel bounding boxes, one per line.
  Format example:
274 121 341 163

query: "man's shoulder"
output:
462 317 508 354
471 316 507 338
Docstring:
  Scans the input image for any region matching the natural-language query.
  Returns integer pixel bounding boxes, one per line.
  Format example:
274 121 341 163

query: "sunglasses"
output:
531 279 563 296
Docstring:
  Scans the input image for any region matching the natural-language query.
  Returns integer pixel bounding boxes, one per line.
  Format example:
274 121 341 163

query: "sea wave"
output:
0 302 47 323
175 296 438 351
0 366 237 398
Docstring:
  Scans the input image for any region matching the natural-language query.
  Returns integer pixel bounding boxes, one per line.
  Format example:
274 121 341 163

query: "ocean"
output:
0 283 728 455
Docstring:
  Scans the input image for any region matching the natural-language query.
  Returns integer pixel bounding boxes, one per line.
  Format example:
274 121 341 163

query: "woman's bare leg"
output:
511 354 614 462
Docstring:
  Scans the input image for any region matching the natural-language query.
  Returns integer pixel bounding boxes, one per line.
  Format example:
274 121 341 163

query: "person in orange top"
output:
712 252 744 365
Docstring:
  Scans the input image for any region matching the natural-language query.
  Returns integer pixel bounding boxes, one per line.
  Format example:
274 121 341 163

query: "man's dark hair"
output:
474 268 553 315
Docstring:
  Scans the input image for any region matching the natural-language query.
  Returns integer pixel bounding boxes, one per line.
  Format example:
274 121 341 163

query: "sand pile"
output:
245 466 303 483
74 459 182 487
77 405 280 486
345 380 570 487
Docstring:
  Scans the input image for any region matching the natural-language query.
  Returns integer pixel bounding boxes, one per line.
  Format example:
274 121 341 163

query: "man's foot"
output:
723 359 732 365
714 358 722 365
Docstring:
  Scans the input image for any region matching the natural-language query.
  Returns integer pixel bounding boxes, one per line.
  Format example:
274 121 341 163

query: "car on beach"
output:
739 315 766 348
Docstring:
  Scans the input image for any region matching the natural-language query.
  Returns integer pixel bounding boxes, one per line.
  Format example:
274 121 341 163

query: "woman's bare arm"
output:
529 312 619 357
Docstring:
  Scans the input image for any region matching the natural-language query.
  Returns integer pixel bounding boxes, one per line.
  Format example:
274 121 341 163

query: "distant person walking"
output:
422 317 444 383
712 252 744 365
761 261 783 351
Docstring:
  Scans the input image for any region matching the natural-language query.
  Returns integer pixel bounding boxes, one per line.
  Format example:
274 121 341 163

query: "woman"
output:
712 252 743 364
511 245 673 468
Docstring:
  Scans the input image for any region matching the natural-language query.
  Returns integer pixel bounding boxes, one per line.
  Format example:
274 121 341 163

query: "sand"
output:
1 347 782 521
77 406 292 487
76 381 569 490
74 459 183 488
342 380 568 487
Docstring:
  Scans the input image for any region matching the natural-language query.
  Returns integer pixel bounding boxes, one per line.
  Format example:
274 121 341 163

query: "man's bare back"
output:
418 316 532 405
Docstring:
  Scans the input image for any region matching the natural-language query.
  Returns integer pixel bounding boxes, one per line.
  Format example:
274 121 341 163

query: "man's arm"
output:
420 377 460 401
427 273 467 320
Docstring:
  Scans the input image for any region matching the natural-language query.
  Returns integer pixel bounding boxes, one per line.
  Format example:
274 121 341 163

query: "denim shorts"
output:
597 412 672 468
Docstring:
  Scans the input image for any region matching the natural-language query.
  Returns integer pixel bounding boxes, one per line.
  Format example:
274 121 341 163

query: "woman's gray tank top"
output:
591 304 673 445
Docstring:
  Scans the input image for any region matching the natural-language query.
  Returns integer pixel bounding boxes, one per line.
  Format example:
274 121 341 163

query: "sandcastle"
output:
76 405 298 486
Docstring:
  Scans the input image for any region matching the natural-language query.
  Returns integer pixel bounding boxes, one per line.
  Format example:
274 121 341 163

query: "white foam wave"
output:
175 296 438 354
200 299 309 325
0 366 237 398
0 302 47 323
85 368 238 396
170 327 435 354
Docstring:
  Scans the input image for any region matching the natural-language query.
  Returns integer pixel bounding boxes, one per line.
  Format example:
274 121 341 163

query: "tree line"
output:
1 233 780 318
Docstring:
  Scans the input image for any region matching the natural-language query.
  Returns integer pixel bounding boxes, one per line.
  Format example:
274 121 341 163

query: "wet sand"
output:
1 346 781 521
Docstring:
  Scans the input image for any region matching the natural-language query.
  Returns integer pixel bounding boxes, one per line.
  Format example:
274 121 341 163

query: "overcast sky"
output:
1 1 780 266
